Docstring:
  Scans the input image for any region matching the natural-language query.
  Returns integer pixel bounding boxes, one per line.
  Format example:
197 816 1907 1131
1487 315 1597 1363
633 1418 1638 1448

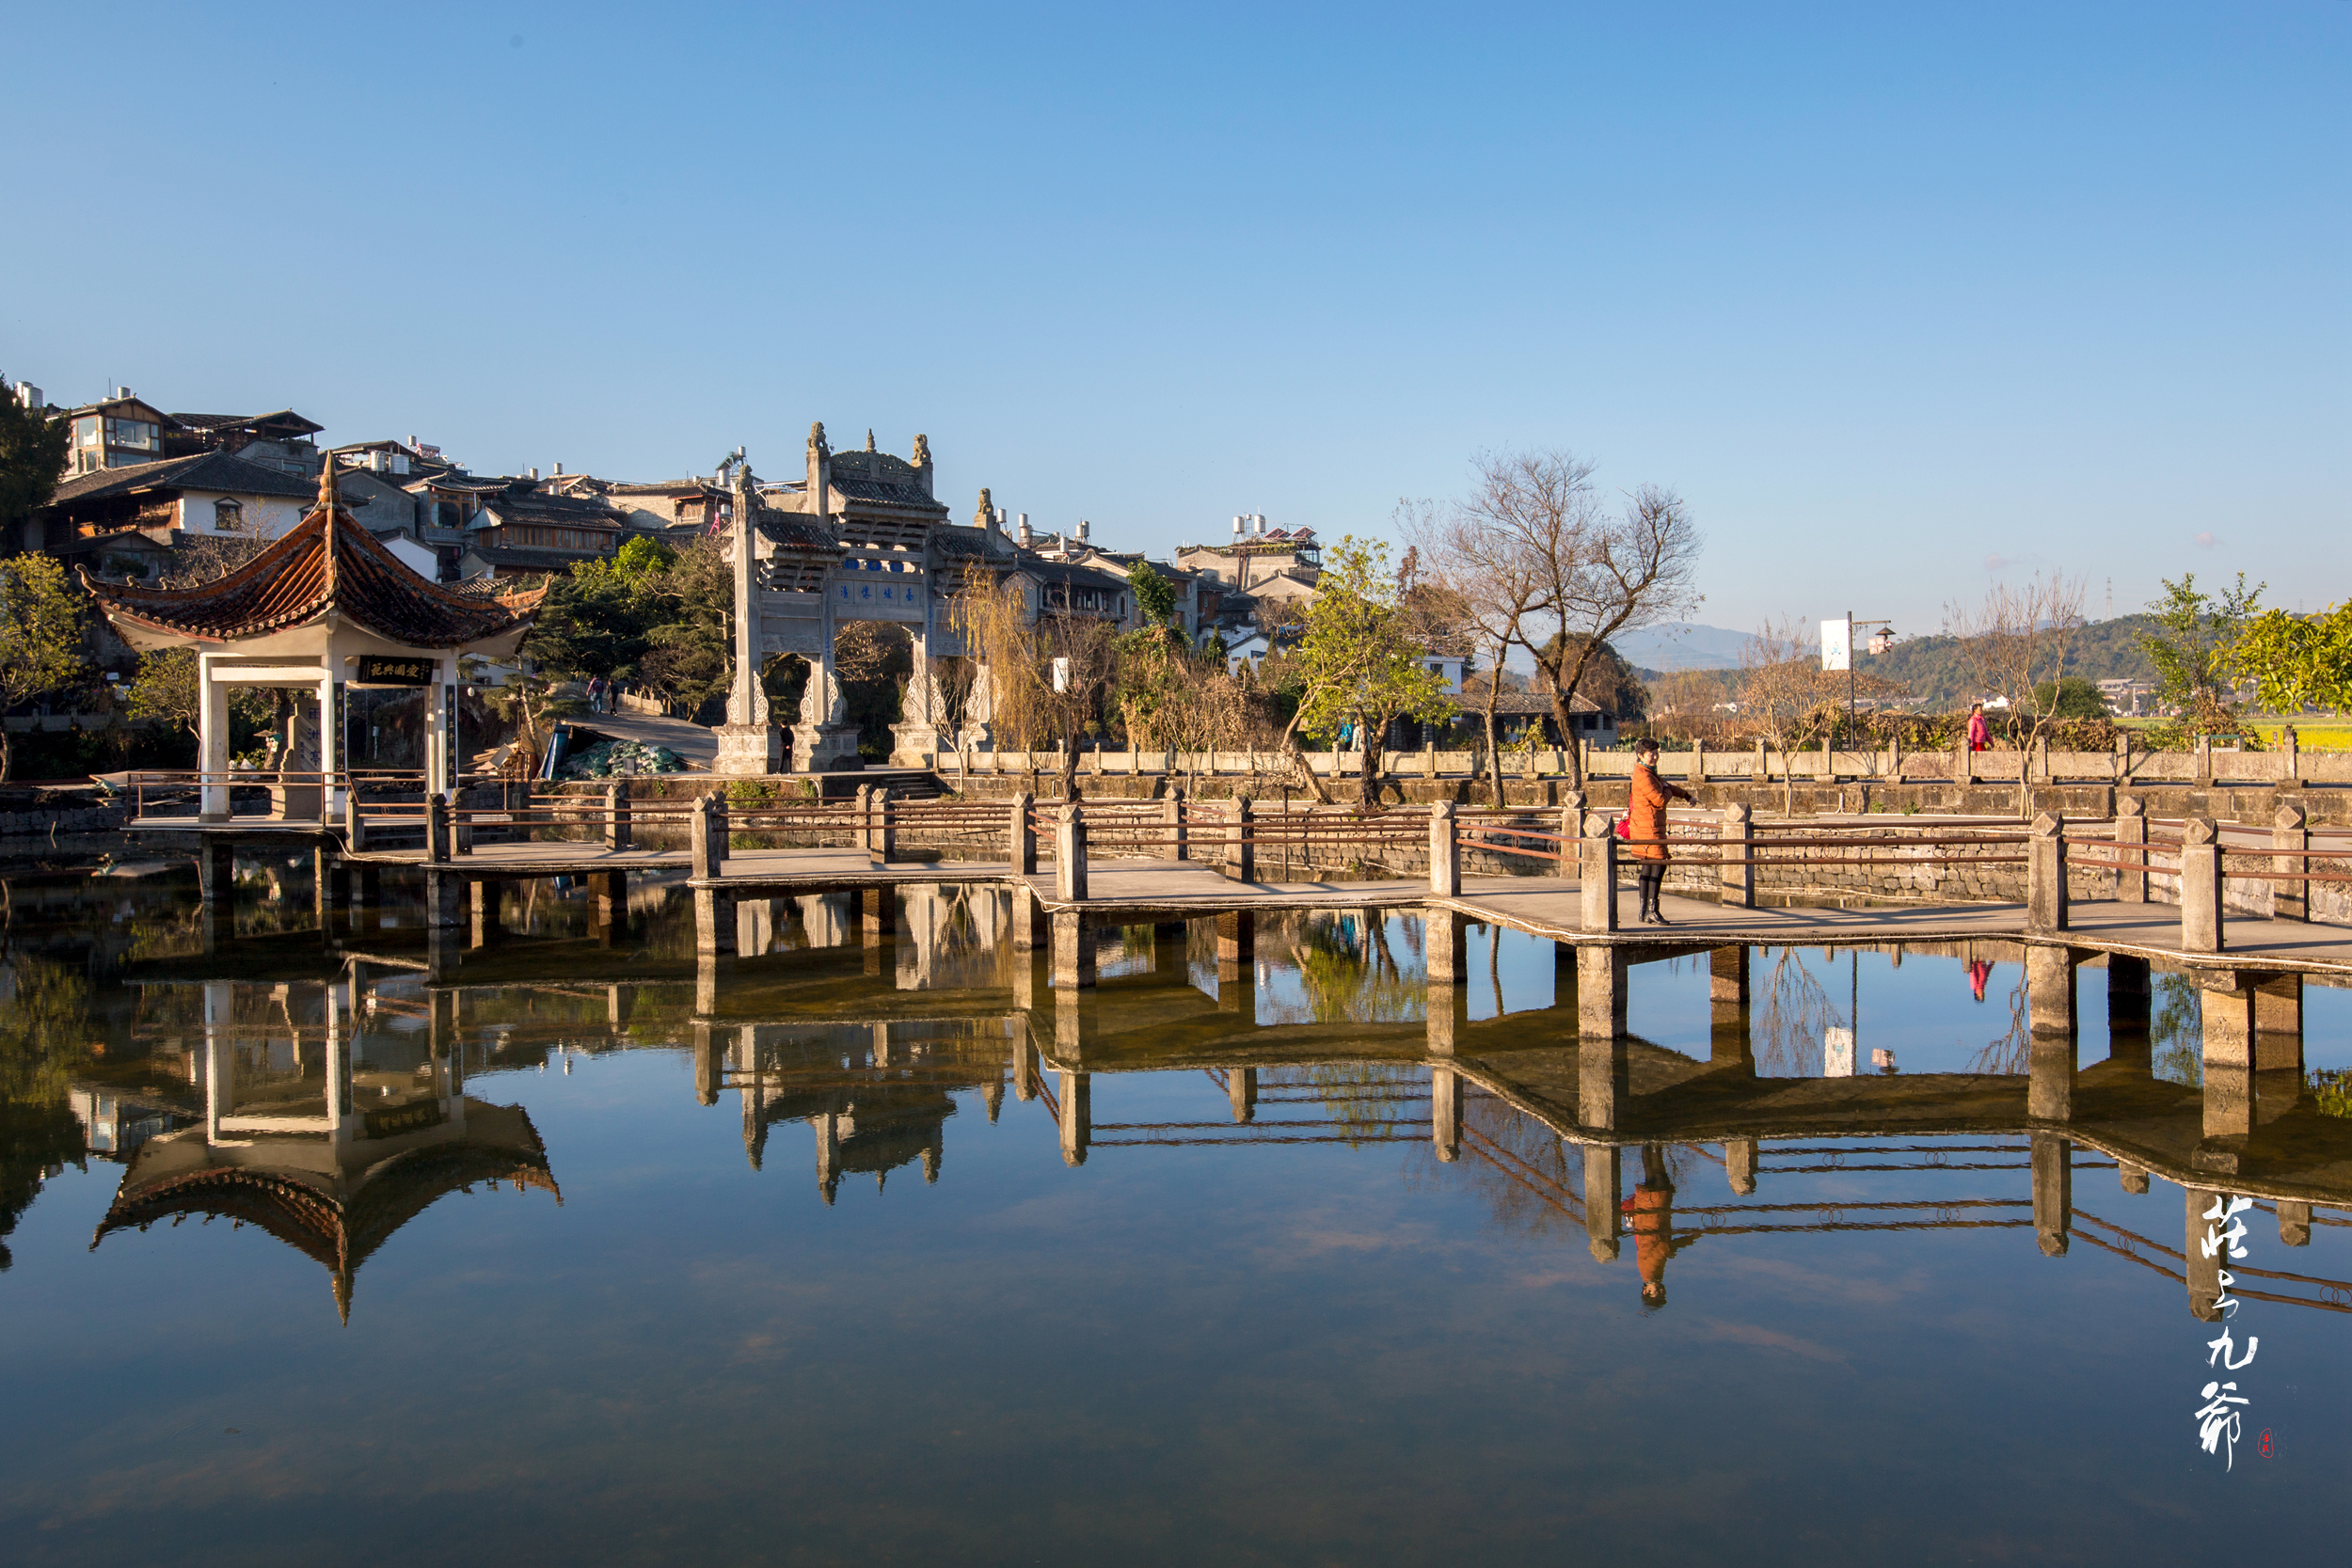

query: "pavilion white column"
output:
317 672 342 820
198 654 231 818
426 657 457 799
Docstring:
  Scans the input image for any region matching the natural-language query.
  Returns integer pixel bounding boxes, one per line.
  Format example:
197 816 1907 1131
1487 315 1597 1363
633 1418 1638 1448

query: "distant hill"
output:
1611 623 1756 670
1632 614 2168 711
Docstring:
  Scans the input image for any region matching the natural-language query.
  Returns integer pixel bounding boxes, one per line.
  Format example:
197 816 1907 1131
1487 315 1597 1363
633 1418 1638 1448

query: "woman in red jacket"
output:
1629 737 1694 926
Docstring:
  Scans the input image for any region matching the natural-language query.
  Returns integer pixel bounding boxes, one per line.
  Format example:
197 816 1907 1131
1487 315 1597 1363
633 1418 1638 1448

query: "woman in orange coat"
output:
1629 737 1693 926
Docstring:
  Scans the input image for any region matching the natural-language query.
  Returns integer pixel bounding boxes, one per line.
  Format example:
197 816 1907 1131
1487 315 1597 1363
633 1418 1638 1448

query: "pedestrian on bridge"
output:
1629 737 1694 926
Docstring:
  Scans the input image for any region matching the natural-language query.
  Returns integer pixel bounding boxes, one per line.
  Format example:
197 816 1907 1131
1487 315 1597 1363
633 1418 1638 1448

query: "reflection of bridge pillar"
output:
1153 921 1188 974
2278 1200 2312 1247
1053 912 1097 990
1425 911 1465 986
2185 1186 2226 1322
2118 1162 2150 1195
202 981 234 1140
356 865 382 931
1055 990 1094 1066
1216 910 1254 968
1724 1137 1757 1195
736 896 778 958
2106 955 2152 1069
1577 948 1628 1131
602 869 640 944
1426 982 1465 1055
1708 946 1749 1006
425 925 461 983
2199 982 2257 1156
695 952 726 1017
2031 1133 2072 1255
691 1021 721 1105
1228 1068 1257 1123
735 1026 767 1169
1431 1067 1459 1162
1058 1069 1090 1166
1576 946 1626 1041
199 841 234 905
469 879 505 949
2255 975 2303 1076
1010 1035 1037 1101
2026 945 2076 1038
1583 1144 1621 1261
2029 1035 2074 1123
816 1111 841 1205
862 889 892 977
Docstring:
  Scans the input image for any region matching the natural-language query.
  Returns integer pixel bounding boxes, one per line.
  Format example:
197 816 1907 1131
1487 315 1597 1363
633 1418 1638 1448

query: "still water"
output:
5 853 2350 1564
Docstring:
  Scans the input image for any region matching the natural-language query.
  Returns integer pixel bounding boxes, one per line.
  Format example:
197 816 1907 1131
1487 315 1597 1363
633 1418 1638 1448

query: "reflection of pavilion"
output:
90 971 558 1320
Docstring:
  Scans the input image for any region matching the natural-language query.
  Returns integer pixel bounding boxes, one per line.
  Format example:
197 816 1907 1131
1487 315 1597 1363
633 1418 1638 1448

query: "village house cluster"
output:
9 382 1348 674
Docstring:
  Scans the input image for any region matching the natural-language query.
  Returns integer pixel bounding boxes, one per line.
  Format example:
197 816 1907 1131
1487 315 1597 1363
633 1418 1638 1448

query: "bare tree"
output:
1401 497 1541 803
1738 617 1830 815
1943 571 2089 818
1440 451 1703 786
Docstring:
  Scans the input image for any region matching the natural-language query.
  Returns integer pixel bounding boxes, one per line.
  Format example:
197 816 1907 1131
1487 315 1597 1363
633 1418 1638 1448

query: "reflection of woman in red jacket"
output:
1618 1143 1692 1308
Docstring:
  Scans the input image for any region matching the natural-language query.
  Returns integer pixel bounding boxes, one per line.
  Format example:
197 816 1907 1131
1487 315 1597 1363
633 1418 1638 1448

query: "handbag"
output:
1613 815 1631 840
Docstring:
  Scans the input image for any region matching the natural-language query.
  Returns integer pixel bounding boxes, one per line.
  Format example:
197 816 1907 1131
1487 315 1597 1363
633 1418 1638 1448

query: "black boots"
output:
1637 871 1672 926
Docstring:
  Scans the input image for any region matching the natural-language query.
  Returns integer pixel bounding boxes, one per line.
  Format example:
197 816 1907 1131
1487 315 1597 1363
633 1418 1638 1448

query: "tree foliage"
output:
2229 601 2352 717
1945 570 2089 816
1126 559 1176 627
2140 572 2263 723
1288 537 1454 800
0 375 69 553
0 554 87 780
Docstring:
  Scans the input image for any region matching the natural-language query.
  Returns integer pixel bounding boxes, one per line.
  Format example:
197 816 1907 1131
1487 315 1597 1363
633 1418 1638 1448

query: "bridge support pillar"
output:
1708 945 1748 1006
594 871 628 944
1152 920 1187 974
2256 974 2303 1073
469 879 505 949
1577 949 1629 1131
2198 982 2257 1160
1216 910 1253 968
199 840 234 906
1583 1145 1621 1261
693 887 735 957
424 868 465 929
1425 911 1466 985
1053 911 1097 990
1012 888 1048 952
1431 1067 1460 1163
2026 945 2077 1038
2031 1133 2072 1255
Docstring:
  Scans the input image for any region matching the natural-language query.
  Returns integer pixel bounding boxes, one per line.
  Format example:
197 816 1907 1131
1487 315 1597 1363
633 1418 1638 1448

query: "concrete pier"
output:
1052 911 1097 990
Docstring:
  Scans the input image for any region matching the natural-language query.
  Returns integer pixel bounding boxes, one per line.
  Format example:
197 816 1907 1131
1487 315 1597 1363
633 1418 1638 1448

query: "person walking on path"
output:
1629 737 1694 926
1965 702 1991 754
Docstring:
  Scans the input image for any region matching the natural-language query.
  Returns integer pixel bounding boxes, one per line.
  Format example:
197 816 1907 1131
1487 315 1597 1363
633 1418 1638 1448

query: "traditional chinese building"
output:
81 466 545 819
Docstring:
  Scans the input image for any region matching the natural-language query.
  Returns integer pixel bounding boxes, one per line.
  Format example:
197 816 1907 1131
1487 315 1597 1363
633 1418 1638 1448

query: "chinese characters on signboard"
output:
2194 1194 2259 1469
354 656 435 687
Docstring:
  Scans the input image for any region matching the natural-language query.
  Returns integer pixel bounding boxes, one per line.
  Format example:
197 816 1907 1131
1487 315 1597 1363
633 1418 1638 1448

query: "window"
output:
214 499 245 532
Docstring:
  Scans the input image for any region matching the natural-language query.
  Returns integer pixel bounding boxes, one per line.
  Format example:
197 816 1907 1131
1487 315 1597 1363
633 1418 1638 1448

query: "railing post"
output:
2280 726 2300 786
1719 801 1754 908
2113 797 2147 902
2179 816 2223 955
343 785 367 854
2274 802 2308 923
872 788 897 866
426 793 451 864
1580 813 1619 933
691 790 727 879
2026 812 2068 934
1229 794 1255 884
1055 805 1089 901
1555 797 1580 880
1010 791 1036 875
1955 735 1973 788
1163 785 1187 862
854 784 873 855
1428 799 1459 897
606 782 631 850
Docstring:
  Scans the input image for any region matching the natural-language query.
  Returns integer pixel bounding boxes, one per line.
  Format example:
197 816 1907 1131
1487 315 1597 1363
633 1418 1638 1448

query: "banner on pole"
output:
1820 619 1851 673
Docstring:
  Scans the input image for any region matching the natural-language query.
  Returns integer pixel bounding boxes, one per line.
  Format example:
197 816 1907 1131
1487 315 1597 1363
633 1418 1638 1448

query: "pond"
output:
3 852 2348 1564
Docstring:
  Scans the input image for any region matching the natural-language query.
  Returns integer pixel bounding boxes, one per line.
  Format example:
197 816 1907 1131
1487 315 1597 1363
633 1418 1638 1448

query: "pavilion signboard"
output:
355 655 437 687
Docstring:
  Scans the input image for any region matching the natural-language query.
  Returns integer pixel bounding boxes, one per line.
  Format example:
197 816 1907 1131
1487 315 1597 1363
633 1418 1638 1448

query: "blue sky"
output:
3 2 2343 635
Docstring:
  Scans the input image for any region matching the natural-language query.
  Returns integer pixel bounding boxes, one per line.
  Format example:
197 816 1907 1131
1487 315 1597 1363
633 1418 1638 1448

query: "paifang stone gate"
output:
717 422 1012 775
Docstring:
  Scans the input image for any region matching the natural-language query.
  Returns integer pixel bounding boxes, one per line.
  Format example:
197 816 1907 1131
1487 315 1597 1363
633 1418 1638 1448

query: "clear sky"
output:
3 2 2344 636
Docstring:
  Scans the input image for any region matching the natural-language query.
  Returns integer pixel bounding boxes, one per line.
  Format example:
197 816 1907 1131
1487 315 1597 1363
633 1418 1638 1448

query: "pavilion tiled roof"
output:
80 474 546 649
